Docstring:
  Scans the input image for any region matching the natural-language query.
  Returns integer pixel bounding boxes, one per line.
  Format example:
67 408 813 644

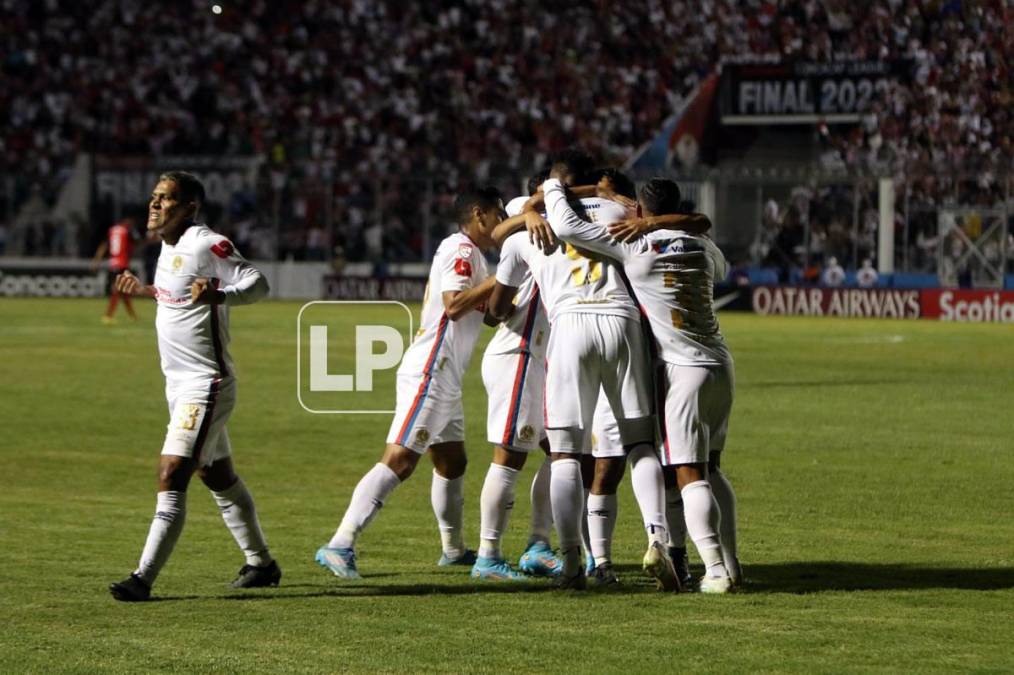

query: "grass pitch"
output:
1 298 1012 673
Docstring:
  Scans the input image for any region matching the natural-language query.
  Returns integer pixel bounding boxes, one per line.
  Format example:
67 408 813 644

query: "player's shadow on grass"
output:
741 562 1014 593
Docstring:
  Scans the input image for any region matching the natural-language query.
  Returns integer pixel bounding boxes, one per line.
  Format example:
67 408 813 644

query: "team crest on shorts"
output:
518 424 535 443
415 428 430 445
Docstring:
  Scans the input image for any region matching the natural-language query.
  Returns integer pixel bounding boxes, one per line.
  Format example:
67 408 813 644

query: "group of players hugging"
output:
108 152 739 602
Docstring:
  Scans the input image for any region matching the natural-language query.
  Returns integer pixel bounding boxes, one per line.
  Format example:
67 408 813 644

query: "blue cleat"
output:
471 556 527 581
586 553 596 576
437 549 477 567
518 540 562 577
315 545 361 579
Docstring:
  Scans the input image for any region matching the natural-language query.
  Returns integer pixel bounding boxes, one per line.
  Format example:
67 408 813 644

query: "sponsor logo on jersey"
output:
454 258 473 277
210 240 234 259
172 255 184 271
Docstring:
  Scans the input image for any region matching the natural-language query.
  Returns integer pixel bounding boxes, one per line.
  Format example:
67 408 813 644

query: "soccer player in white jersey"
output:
108 171 277 602
471 171 560 581
543 174 740 593
316 186 503 578
488 151 658 589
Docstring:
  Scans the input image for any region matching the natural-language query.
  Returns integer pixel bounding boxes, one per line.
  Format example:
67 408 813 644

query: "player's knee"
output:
432 450 467 479
591 458 625 494
157 456 195 491
381 445 420 481
492 445 527 471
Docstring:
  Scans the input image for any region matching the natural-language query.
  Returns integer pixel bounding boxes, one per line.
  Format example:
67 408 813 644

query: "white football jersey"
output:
153 223 268 384
485 196 550 358
398 232 489 387
496 193 638 323
544 178 731 366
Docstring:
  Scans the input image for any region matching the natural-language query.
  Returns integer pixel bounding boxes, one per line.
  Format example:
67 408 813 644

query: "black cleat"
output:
669 546 693 589
109 573 151 602
231 560 282 588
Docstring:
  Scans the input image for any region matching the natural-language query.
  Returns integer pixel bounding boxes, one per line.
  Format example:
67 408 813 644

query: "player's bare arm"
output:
488 281 519 322
491 210 555 251
443 275 496 321
608 213 712 242
114 270 156 298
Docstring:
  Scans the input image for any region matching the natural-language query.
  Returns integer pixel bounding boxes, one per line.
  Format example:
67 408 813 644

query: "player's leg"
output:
473 350 532 579
318 442 419 578
663 465 692 588
318 373 440 577
111 382 232 601
429 439 473 565
103 269 120 323
544 315 600 589
579 452 595 574
663 364 731 593
200 452 280 588
598 316 675 589
586 394 625 585
517 439 562 577
706 362 739 584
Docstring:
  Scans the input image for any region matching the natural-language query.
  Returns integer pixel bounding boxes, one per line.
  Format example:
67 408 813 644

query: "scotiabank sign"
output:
752 286 1014 323
922 289 1014 323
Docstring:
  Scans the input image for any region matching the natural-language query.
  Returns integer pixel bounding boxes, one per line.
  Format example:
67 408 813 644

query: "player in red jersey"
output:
92 217 139 324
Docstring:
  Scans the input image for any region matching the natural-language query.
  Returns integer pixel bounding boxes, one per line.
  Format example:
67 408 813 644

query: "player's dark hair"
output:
159 170 206 208
549 149 596 184
527 167 550 196
638 178 682 216
453 184 502 225
599 168 637 199
677 199 696 214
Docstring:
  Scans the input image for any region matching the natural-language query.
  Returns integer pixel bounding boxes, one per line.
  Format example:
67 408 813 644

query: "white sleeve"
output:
495 234 530 288
541 178 633 263
705 239 730 281
207 238 269 305
439 242 479 293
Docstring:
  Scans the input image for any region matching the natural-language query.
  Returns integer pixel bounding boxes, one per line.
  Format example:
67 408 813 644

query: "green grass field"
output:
2 298 1012 673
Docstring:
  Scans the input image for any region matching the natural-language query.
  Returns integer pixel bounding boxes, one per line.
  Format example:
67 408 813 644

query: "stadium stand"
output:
1 0 1010 269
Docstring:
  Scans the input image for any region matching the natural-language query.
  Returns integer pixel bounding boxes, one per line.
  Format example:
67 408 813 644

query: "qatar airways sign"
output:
752 287 921 319
922 290 1014 323
751 286 1014 323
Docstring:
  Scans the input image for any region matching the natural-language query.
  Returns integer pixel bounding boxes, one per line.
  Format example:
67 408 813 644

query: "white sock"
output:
329 463 401 549
665 487 687 549
681 479 728 578
134 491 186 586
212 477 272 567
431 470 466 558
709 468 739 572
580 488 592 560
586 493 617 567
628 443 667 547
550 458 584 576
528 454 553 544
478 463 519 560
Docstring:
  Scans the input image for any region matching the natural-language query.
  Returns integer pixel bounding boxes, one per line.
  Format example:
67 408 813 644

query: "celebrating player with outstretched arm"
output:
315 186 503 578
543 174 741 593
109 171 278 602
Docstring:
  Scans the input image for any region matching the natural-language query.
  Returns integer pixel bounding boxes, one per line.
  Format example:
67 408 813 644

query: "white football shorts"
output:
544 313 654 453
656 361 734 466
386 373 465 453
482 349 546 452
162 377 236 467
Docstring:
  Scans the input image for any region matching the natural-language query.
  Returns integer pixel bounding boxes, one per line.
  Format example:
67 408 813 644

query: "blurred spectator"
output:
856 259 879 287
821 257 846 287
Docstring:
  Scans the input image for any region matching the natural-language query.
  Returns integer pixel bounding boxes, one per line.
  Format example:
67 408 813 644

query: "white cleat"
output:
698 575 734 594
642 542 682 592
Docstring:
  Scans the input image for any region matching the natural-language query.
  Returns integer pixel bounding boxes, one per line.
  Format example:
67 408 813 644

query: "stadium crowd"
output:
1 0 1010 266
